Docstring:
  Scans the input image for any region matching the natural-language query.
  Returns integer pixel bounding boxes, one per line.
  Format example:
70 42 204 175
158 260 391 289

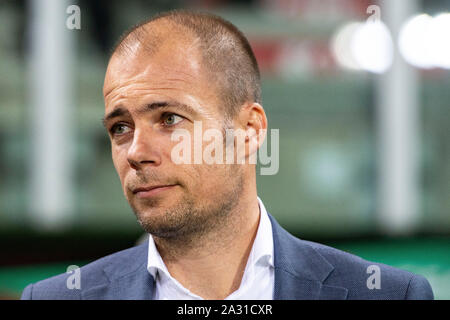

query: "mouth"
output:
132 184 177 198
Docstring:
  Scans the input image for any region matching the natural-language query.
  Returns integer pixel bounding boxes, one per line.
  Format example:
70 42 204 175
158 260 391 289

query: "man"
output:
21 10 433 300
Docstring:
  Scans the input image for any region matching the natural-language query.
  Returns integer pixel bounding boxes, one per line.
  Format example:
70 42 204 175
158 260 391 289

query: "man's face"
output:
103 35 244 239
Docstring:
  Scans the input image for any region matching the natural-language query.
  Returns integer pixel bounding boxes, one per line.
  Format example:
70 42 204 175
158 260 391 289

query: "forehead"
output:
104 35 199 93
103 33 219 115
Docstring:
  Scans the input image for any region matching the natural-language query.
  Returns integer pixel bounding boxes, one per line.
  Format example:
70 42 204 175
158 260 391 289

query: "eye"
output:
162 113 183 126
110 123 131 136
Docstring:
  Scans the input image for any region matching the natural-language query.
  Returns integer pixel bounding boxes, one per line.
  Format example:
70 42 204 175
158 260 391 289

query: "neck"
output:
153 192 261 299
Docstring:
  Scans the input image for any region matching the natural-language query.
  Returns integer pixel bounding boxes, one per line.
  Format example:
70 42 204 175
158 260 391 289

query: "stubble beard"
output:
130 166 244 250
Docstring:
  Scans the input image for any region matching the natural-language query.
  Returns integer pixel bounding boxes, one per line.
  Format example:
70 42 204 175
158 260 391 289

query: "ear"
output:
235 102 268 163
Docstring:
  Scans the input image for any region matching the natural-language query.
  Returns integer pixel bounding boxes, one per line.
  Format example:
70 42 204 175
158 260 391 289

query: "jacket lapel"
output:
81 242 155 300
268 214 348 300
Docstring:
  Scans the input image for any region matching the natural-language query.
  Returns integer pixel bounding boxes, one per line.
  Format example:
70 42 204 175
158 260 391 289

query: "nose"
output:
127 127 162 170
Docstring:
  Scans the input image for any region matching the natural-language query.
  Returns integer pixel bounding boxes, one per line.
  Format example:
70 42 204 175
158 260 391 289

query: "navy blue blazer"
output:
21 214 434 299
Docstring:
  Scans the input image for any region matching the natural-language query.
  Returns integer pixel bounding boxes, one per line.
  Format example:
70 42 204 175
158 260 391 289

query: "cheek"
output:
111 146 129 183
162 139 177 163
193 164 230 189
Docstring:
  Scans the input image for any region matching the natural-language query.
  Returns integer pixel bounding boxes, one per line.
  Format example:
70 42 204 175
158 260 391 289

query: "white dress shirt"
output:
147 196 275 300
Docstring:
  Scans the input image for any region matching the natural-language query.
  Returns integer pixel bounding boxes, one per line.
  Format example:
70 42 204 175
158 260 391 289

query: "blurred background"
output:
0 0 449 299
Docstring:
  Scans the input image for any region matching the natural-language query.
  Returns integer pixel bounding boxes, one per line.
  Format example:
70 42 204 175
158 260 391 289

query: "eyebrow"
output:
102 101 197 128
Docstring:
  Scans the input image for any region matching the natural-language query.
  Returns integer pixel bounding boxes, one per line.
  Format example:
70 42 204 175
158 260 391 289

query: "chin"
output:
136 209 188 239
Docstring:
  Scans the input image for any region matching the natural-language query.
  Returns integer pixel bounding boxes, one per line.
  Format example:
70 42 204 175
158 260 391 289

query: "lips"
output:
132 184 177 193
131 184 177 198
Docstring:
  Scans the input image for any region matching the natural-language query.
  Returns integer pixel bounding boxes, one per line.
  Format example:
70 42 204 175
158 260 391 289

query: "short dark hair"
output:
112 9 262 121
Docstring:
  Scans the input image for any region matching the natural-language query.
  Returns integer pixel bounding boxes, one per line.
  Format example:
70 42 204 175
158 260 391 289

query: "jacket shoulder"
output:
301 239 434 300
20 243 147 300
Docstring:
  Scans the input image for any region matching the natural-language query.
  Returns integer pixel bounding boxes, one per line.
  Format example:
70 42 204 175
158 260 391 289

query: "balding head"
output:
110 9 261 121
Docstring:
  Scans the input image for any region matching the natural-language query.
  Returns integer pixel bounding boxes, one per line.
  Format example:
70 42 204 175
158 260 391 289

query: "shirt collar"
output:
251 196 274 267
147 196 274 279
147 232 169 280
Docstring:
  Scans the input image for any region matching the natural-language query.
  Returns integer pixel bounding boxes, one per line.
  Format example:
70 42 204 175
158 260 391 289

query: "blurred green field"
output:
330 238 450 300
